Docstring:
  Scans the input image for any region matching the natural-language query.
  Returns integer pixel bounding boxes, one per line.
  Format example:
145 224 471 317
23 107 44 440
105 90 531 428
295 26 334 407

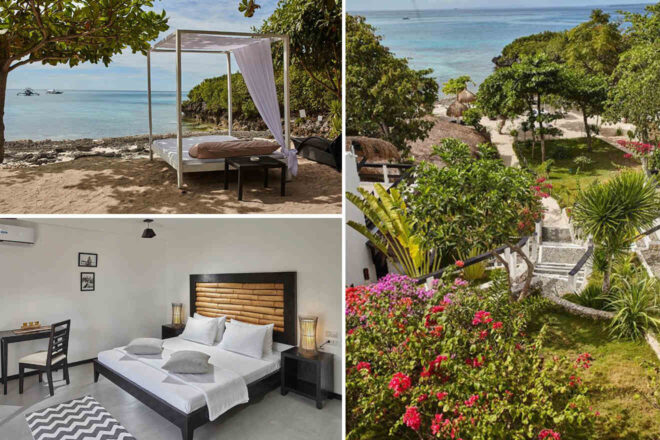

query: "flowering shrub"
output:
617 139 660 171
346 274 596 439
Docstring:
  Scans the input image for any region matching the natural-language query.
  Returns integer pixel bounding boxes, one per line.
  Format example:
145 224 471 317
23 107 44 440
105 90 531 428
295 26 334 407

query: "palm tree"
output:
346 184 443 278
572 171 660 293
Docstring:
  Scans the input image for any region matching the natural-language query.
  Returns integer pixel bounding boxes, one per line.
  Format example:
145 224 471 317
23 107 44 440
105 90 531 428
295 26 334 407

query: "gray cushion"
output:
162 351 212 374
125 338 163 355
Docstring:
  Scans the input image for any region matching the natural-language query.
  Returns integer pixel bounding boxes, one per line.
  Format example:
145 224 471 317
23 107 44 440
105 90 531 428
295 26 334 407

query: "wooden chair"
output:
19 320 70 396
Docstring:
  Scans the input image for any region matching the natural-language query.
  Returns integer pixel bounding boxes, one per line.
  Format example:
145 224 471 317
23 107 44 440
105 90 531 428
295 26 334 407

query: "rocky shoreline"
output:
1 129 269 168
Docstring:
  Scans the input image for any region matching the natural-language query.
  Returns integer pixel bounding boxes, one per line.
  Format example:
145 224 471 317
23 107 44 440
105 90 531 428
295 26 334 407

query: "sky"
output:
349 0 651 11
9 0 280 91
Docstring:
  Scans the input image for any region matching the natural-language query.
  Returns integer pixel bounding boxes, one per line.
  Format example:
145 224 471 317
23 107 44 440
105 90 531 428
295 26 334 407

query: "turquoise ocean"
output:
352 3 652 94
5 89 189 141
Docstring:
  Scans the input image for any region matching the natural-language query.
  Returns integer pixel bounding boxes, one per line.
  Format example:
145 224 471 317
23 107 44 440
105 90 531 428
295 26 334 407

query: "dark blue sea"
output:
352 3 652 93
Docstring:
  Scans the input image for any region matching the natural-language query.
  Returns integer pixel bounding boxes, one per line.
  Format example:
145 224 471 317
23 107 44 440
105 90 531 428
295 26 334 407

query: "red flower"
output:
417 394 428 403
539 429 561 439
421 355 449 377
431 413 444 435
388 372 412 397
472 310 493 325
455 260 465 268
624 153 633 159
436 391 448 400
575 353 593 369
479 330 488 340
492 321 503 330
464 394 479 407
356 362 371 373
403 406 421 431
536 177 546 183
430 305 445 313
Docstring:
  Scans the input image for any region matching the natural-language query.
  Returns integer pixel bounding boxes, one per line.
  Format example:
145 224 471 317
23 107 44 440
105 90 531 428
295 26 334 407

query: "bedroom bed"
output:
93 271 296 440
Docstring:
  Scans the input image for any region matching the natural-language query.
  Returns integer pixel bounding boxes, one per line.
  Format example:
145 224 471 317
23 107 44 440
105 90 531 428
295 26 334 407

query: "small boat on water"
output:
17 88 39 96
402 17 410 20
46 89 63 94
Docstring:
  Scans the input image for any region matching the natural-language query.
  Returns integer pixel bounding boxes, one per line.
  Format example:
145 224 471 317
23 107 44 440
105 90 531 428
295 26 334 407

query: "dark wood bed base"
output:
94 271 297 440
94 360 281 440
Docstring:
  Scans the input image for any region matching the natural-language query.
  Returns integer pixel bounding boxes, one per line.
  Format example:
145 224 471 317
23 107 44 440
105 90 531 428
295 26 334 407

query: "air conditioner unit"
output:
0 224 36 244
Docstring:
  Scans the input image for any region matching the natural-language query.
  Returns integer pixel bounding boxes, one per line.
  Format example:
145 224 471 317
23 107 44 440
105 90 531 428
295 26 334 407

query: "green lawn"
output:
530 308 660 439
514 138 640 208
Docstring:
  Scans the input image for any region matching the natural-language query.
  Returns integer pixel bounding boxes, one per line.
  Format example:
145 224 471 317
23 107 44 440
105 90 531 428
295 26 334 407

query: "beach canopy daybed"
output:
147 30 296 188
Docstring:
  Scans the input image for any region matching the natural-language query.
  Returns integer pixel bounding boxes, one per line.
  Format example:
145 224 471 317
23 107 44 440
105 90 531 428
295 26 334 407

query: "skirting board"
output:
4 357 96 382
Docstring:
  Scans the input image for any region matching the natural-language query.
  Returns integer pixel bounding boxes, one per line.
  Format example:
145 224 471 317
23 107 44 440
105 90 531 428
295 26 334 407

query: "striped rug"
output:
25 395 136 440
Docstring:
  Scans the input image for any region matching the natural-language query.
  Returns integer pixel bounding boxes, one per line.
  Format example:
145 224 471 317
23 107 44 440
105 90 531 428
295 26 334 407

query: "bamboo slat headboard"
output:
189 272 296 345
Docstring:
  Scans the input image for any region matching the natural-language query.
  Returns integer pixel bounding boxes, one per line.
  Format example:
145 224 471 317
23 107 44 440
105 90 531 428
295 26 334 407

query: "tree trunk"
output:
602 256 612 294
511 244 534 301
0 66 7 164
582 108 592 152
537 96 545 163
492 250 512 293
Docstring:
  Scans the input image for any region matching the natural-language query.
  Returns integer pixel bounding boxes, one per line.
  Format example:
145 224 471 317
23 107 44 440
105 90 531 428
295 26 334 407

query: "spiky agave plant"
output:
608 277 660 341
346 184 443 278
572 170 660 293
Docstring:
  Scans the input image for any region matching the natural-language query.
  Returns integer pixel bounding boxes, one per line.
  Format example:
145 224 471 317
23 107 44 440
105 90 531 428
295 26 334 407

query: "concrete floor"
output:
0 363 342 440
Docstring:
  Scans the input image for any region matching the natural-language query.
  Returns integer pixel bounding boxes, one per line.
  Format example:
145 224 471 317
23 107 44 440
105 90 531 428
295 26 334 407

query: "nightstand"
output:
162 324 185 339
280 347 333 409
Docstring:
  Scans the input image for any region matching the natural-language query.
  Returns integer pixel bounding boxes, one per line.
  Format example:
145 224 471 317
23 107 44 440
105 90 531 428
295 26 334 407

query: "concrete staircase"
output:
533 241 589 293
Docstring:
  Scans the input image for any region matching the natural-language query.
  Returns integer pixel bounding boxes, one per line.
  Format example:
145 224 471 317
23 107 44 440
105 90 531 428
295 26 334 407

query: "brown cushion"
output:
189 140 279 159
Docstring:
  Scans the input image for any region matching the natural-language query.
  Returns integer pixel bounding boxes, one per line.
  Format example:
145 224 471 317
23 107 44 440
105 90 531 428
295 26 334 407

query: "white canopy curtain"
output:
234 39 297 176
147 30 292 188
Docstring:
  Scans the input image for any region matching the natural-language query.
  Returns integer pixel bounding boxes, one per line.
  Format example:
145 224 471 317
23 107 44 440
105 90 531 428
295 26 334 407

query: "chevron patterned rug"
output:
25 395 136 440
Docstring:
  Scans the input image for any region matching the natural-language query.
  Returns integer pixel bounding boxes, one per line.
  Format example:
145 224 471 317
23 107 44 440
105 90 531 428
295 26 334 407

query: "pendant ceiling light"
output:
141 219 156 238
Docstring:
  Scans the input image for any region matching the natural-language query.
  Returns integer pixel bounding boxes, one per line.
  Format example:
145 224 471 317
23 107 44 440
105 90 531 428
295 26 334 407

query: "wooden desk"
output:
1 328 51 395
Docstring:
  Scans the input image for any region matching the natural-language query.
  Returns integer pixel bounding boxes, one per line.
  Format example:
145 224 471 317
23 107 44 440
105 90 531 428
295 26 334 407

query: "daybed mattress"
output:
97 337 282 414
152 135 284 169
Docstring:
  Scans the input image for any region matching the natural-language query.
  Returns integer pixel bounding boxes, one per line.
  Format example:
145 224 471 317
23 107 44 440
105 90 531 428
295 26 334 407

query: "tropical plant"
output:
574 155 595 171
442 75 473 99
346 274 596 439
607 4 660 144
402 140 545 299
345 184 442 278
608 277 660 341
0 0 169 163
259 0 341 100
457 247 487 281
462 107 485 133
346 15 438 153
564 283 608 310
572 171 660 293
561 68 609 151
430 138 472 166
478 55 564 162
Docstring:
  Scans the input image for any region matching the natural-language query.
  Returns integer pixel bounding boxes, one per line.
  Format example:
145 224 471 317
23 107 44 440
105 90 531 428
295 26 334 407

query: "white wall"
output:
0 219 166 376
0 218 343 394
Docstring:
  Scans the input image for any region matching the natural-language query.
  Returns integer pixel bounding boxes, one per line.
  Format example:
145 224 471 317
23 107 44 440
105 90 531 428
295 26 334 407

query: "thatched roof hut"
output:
446 100 468 118
458 89 477 104
345 136 401 162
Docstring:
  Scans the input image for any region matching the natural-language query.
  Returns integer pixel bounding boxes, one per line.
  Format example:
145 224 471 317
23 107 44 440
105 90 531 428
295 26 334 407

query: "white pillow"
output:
231 320 274 356
220 322 268 359
193 313 227 343
181 317 217 346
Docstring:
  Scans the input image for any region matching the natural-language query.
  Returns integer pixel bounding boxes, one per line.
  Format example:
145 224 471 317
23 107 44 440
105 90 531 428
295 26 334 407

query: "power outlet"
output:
325 330 338 338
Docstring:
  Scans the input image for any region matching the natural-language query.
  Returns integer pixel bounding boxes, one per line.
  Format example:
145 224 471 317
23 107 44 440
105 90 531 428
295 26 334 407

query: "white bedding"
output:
97 337 283 416
152 135 285 169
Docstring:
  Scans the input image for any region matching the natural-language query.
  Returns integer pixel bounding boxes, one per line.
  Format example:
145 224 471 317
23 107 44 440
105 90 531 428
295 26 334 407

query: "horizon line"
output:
348 1 653 13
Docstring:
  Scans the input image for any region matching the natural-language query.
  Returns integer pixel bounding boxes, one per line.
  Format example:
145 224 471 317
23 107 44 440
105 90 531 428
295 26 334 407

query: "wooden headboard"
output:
189 272 296 345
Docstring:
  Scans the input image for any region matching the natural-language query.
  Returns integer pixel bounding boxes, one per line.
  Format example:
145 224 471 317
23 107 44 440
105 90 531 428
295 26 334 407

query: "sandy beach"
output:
0 133 341 214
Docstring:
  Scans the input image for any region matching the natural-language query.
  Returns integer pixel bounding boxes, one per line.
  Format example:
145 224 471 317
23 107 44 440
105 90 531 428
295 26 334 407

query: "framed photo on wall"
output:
81 272 95 291
78 252 98 267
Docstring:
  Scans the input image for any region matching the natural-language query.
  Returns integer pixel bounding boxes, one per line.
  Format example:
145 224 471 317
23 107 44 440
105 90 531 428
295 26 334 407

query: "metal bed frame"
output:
147 30 291 188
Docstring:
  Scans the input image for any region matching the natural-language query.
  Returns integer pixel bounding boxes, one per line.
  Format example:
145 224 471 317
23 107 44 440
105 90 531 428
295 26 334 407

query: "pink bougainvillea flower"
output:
536 176 546 183
472 310 493 325
431 413 444 435
356 361 371 373
388 372 412 397
538 429 561 439
624 153 633 159
430 305 445 314
417 394 428 403
455 260 465 268
454 278 468 287
479 330 488 340
464 394 479 407
436 391 449 400
492 321 503 330
403 406 421 431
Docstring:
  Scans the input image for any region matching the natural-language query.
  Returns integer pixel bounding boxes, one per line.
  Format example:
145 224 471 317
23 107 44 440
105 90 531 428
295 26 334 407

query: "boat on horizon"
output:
17 88 39 96
46 89 63 94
